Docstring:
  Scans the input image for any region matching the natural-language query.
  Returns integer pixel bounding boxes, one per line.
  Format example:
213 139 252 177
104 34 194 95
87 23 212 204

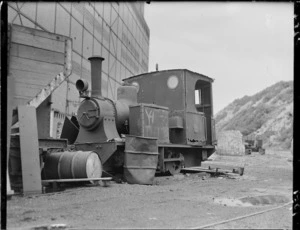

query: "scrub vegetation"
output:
215 81 293 150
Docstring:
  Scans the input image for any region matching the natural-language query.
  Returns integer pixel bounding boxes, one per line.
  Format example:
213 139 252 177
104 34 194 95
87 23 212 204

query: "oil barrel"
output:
124 136 158 185
44 151 102 179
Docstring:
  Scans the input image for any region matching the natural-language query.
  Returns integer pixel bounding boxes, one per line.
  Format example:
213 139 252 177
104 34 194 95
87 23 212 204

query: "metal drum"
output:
44 151 102 179
124 136 158 185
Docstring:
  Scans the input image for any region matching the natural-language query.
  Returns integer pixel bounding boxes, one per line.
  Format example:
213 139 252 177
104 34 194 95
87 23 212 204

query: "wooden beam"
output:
201 161 245 171
18 105 42 194
11 28 65 53
10 56 64 76
7 77 14 164
11 24 67 43
181 167 242 175
10 44 65 65
7 77 15 195
42 178 112 183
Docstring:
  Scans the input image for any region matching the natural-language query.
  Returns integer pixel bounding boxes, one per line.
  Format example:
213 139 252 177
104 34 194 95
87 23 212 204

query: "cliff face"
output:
215 81 293 150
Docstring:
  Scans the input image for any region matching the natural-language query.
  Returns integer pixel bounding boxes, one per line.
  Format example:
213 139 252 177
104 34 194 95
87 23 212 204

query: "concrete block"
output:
216 130 245 156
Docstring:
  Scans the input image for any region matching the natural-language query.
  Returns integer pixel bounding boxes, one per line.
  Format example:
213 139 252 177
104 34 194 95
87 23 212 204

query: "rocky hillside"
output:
215 81 293 150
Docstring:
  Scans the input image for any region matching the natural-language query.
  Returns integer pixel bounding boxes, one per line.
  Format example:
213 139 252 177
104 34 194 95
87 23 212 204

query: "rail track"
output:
190 201 292 229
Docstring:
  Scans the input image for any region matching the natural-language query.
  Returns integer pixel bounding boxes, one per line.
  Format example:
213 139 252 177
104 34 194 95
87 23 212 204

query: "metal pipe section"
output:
76 79 89 92
88 56 105 98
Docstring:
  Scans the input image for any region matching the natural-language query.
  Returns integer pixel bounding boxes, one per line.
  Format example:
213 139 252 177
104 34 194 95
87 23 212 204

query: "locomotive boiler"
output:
75 57 138 143
71 56 217 177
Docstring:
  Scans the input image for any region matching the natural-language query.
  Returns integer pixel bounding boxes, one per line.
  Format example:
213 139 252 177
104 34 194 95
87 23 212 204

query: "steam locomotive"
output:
41 56 217 186
67 56 217 176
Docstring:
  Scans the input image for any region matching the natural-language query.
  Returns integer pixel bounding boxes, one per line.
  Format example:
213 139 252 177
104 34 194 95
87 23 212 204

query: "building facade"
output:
8 2 150 117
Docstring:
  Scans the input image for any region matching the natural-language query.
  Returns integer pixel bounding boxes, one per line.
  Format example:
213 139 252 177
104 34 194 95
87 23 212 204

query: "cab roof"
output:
123 69 214 83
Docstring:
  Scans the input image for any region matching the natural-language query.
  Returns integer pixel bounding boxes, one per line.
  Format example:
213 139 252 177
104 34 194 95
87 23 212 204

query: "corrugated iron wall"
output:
7 2 150 117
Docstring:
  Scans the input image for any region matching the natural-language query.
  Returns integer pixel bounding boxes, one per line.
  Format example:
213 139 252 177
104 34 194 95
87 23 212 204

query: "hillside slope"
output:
215 81 293 150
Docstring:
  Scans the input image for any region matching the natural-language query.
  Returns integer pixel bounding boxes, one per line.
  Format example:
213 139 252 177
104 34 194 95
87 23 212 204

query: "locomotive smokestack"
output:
88 56 105 98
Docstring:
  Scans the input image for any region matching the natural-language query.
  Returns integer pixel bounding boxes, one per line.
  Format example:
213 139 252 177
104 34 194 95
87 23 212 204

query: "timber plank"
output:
201 161 245 171
14 82 45 98
10 56 63 76
18 105 42 194
7 77 15 196
42 178 112 183
11 69 55 86
10 43 65 65
11 28 65 53
7 77 15 163
11 24 68 43
181 167 243 175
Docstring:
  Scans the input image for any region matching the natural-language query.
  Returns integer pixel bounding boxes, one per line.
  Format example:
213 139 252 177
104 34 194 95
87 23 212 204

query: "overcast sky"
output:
144 2 293 114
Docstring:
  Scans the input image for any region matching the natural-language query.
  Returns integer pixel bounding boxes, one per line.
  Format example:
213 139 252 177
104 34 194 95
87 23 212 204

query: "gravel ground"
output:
6 149 293 229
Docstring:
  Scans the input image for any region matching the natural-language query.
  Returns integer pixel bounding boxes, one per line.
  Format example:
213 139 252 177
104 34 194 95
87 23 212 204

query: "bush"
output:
262 95 272 103
215 111 227 122
274 124 292 143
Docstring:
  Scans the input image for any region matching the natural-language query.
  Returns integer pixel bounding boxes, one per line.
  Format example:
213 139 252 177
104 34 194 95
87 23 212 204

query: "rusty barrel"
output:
44 151 102 179
124 136 158 185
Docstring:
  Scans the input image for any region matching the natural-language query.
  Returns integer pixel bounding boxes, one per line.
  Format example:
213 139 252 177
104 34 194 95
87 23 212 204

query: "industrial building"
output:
7 2 150 138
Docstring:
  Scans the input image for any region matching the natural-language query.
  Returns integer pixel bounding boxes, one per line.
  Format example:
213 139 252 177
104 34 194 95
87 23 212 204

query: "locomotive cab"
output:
123 69 217 147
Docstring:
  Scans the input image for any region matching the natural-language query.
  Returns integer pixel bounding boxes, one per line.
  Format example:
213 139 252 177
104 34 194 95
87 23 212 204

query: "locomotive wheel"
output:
164 152 184 175
165 161 182 175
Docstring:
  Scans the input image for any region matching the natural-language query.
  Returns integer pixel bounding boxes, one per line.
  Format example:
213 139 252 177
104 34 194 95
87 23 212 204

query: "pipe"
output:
190 201 292 229
75 79 89 92
88 56 105 98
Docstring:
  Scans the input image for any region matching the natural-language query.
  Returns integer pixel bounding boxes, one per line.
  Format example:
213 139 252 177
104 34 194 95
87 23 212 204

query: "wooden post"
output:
7 76 15 196
18 105 42 194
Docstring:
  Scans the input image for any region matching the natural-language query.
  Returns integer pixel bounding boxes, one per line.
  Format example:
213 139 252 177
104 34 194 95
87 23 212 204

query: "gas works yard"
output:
7 149 292 229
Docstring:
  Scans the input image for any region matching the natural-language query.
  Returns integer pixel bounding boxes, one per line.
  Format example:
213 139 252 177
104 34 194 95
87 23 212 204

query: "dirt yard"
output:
6 149 293 229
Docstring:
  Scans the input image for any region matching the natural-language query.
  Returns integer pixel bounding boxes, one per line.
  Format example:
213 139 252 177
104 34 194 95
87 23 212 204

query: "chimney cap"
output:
88 56 105 61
